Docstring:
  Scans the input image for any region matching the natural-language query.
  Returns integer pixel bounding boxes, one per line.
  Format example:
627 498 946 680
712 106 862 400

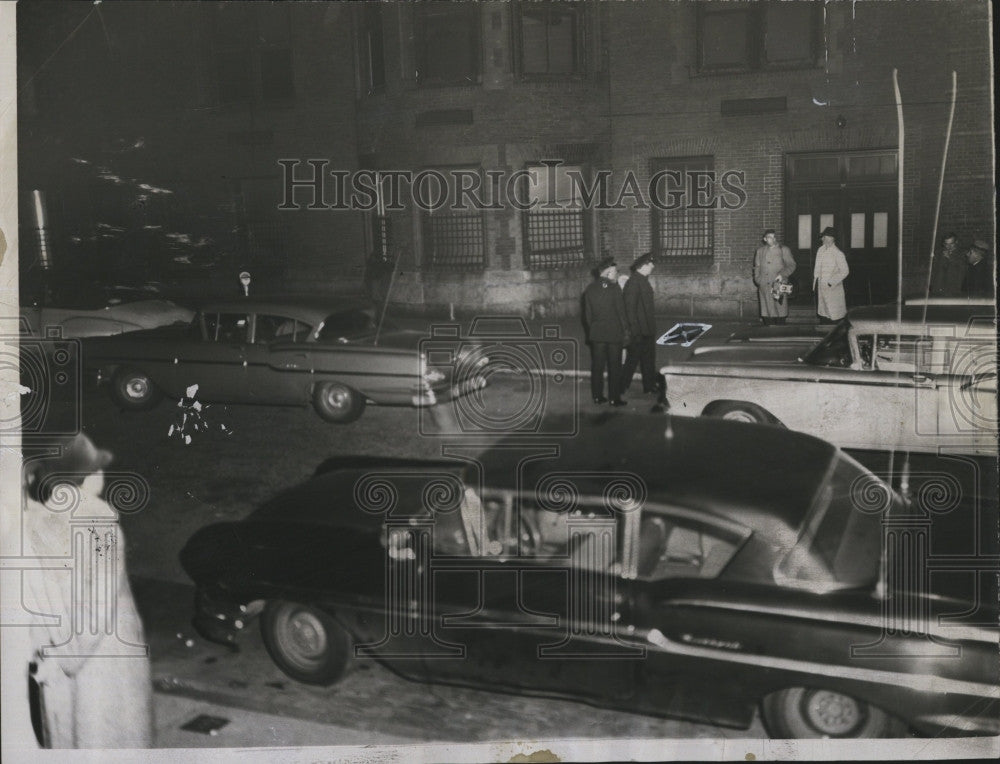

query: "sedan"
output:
179 413 998 738
83 295 487 423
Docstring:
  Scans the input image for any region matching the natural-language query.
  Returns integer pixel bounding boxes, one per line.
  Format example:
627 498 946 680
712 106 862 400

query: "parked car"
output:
82 295 487 423
179 413 998 738
659 302 998 454
19 279 193 338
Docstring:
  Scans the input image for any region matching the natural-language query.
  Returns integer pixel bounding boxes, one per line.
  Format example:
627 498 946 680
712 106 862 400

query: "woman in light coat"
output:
813 227 849 322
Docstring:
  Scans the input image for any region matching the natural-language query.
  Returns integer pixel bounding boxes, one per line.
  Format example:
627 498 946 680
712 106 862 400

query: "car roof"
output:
258 414 843 538
848 302 996 335
479 412 838 534
200 294 373 326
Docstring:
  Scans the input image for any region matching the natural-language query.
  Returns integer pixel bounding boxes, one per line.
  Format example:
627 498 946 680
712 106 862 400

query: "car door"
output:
245 313 313 403
623 509 763 727
173 311 251 402
426 490 641 704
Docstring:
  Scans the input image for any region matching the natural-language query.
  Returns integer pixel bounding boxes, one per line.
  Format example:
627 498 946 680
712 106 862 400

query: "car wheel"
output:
110 367 163 411
706 401 770 424
260 601 353 686
762 688 907 738
312 382 365 423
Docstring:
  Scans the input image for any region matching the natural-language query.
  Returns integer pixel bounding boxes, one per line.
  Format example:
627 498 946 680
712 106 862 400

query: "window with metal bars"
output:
422 211 485 271
523 164 589 269
651 157 715 264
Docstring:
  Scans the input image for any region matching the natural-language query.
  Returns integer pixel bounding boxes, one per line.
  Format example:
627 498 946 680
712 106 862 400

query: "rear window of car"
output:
316 310 377 342
775 454 884 590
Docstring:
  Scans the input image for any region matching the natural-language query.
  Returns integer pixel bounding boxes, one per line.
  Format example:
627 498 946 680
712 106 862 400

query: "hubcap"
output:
324 387 349 409
281 609 327 667
722 409 757 423
802 690 864 736
125 377 149 399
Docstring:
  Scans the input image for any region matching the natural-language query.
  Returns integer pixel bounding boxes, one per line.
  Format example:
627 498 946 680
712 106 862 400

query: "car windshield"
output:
315 309 378 342
775 453 885 590
803 321 852 368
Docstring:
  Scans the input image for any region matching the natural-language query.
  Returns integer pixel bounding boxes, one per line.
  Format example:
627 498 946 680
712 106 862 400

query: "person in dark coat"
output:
621 252 659 395
582 257 628 406
930 233 965 297
962 239 994 298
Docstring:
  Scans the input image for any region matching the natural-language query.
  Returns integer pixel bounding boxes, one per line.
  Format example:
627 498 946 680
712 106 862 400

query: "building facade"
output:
18 1 995 316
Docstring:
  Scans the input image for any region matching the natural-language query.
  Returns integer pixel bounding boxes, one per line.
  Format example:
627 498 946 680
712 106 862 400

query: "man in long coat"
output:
621 252 659 395
753 229 796 324
813 227 850 322
23 435 153 748
583 257 628 406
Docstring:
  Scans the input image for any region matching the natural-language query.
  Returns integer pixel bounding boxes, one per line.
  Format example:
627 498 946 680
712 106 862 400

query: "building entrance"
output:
785 150 898 307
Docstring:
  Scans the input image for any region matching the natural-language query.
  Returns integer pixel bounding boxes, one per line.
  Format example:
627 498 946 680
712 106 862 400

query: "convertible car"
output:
660 302 998 454
179 413 998 738
83 295 487 423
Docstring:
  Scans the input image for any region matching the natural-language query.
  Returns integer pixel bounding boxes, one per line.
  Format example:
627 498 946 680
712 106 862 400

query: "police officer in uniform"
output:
583 257 628 406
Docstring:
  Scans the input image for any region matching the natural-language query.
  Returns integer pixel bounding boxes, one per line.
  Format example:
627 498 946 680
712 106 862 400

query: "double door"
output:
785 152 898 307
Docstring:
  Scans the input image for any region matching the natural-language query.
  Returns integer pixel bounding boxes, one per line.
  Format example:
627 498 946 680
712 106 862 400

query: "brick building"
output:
18 1 995 316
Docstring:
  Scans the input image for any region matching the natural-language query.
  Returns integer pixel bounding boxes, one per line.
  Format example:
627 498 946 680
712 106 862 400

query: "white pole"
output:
922 71 958 324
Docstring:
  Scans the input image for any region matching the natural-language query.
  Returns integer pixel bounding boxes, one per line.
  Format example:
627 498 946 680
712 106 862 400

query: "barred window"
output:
422 211 485 270
420 167 485 270
524 164 589 270
651 157 714 263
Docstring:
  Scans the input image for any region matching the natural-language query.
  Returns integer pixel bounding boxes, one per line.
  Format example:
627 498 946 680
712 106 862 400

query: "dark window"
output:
212 4 294 104
651 157 715 264
416 2 480 86
254 314 310 344
205 312 249 343
317 310 378 342
515 0 585 76
523 163 589 269
698 1 819 73
359 2 386 95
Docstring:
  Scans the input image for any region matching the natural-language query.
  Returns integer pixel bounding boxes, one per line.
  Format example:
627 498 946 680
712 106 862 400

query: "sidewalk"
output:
153 688 415 748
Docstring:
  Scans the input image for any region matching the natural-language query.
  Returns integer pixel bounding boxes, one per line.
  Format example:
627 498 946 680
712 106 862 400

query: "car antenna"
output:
374 246 403 347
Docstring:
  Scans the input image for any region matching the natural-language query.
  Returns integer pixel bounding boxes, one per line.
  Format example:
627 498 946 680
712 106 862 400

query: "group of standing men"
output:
582 253 660 407
929 233 994 298
753 226 849 325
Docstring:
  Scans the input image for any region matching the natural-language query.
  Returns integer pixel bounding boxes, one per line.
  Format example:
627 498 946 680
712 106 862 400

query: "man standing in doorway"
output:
621 252 659 396
930 233 965 297
813 227 850 323
583 257 628 407
753 229 797 325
